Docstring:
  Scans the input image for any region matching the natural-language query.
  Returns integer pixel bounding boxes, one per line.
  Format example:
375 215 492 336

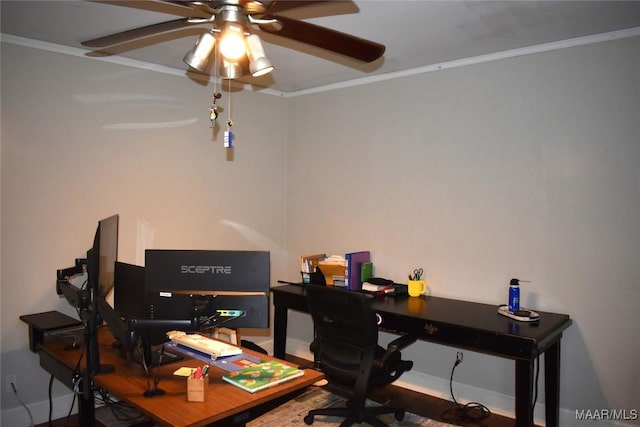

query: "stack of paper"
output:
318 255 346 285
299 253 326 274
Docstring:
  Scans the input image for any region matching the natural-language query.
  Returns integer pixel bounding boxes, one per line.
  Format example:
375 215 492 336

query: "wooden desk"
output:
271 284 572 427
32 324 323 427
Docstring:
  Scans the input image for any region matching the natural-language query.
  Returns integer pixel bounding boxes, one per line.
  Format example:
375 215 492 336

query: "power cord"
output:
442 351 491 424
94 386 150 425
9 381 35 427
531 350 541 424
48 374 54 425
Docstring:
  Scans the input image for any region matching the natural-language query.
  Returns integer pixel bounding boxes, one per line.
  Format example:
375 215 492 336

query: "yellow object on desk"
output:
408 279 426 297
173 367 195 377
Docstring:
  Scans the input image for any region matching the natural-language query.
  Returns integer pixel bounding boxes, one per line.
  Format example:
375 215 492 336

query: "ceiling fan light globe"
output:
183 31 216 72
183 50 207 72
250 57 274 77
246 34 273 76
220 61 243 79
219 23 247 61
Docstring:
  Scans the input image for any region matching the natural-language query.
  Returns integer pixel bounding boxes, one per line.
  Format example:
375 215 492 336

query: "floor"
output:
287 355 525 427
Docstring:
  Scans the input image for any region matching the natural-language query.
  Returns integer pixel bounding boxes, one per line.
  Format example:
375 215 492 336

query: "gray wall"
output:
2 35 639 426
1 43 288 424
283 37 639 424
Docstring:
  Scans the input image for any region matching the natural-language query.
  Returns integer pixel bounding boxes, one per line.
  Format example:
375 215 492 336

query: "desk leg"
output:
273 303 289 359
544 341 561 427
515 359 534 427
39 351 95 424
79 381 95 426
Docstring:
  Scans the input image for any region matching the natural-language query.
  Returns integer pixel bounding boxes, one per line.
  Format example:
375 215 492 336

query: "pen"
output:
194 366 203 379
202 364 209 378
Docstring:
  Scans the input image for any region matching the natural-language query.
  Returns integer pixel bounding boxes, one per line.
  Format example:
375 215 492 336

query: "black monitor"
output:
114 261 146 320
112 260 201 343
98 216 118 298
113 261 193 365
85 214 125 375
57 215 118 314
145 250 270 330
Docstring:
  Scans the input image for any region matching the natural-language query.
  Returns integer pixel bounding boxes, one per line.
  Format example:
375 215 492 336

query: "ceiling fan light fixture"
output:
219 22 247 61
220 60 243 79
183 30 216 72
246 34 274 77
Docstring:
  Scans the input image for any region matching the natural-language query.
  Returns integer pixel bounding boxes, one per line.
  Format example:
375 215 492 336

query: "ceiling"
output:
2 1 640 94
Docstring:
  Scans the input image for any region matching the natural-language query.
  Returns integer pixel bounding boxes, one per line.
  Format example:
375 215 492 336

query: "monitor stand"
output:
137 340 183 366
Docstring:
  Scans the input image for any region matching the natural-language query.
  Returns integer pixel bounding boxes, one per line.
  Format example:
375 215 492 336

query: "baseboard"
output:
2 392 78 427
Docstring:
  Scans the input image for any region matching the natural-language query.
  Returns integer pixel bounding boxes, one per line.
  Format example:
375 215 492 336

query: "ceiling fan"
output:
82 0 385 79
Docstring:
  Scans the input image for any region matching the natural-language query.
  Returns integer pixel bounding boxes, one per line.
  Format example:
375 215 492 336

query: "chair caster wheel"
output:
394 410 405 421
304 415 314 425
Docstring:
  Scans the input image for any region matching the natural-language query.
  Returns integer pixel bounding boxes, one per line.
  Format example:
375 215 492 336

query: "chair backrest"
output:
305 286 379 387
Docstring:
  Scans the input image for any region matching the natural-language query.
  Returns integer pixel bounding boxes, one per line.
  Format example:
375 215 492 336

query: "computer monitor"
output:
113 261 193 365
113 261 200 343
114 261 146 320
98 216 118 297
145 250 270 330
56 215 119 312
83 214 124 375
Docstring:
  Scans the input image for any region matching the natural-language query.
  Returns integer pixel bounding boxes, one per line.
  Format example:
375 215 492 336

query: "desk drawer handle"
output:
424 323 438 335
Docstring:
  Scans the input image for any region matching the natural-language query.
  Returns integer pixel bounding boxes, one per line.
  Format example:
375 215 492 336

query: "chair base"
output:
304 403 405 427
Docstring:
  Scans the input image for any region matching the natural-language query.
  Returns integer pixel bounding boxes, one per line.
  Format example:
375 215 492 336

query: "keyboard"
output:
167 331 243 359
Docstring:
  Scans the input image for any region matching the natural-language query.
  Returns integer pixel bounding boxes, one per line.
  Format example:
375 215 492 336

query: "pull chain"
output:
224 78 233 148
209 48 221 128
210 92 221 128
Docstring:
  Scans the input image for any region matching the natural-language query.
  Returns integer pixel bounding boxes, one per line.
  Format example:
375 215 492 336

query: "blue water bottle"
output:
508 278 520 313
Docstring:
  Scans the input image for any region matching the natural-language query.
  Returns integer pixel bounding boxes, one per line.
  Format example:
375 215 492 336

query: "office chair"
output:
303 285 417 427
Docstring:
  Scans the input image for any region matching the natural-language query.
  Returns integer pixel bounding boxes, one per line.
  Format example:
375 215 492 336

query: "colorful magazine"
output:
222 360 304 393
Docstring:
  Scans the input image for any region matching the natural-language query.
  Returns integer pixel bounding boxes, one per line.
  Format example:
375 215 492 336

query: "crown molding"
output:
282 26 640 98
0 33 285 97
3 27 639 99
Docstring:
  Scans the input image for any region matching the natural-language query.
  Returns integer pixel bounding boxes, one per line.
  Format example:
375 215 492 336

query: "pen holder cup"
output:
187 374 209 402
408 280 426 297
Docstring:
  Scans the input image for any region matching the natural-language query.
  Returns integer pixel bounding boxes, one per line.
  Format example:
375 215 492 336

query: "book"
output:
332 276 346 287
360 261 373 284
362 281 388 292
299 253 326 273
344 251 370 291
222 360 304 393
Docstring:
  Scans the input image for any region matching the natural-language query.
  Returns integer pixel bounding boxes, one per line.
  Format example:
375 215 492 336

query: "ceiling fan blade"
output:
95 0 212 19
259 14 384 62
263 1 331 14
82 18 201 48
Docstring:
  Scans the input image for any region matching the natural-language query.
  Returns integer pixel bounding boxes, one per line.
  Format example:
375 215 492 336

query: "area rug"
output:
247 387 458 427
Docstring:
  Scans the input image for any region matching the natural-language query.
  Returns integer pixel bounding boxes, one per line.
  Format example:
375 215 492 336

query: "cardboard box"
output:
187 374 208 402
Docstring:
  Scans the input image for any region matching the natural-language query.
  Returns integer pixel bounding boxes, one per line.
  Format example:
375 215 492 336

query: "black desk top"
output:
271 284 572 359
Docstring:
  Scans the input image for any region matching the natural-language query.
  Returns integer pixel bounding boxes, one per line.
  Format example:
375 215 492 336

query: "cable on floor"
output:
441 351 491 424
